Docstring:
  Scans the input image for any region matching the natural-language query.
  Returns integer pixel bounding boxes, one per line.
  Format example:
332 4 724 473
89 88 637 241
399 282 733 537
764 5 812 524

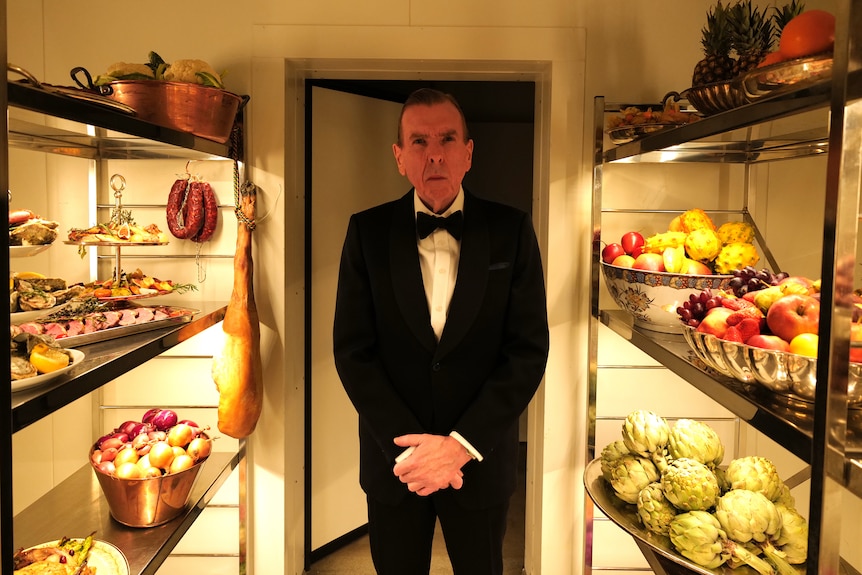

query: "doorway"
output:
305 79 536 570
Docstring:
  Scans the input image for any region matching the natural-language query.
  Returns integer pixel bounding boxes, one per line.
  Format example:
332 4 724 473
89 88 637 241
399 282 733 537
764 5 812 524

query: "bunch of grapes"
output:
728 266 789 297
677 289 725 327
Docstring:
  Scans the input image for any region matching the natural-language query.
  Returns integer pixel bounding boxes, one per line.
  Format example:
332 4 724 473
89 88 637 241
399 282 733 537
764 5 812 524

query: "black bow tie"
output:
417 211 464 240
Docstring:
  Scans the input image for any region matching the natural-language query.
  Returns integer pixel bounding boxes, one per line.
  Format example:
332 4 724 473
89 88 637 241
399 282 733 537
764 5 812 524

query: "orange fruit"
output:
779 10 835 59
757 51 791 68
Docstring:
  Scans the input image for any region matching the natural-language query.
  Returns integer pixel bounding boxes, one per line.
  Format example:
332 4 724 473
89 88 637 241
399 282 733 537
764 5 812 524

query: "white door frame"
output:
249 25 587 575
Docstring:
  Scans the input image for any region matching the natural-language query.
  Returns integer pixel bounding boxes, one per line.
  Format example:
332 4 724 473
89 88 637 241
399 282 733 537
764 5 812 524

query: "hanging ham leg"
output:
212 183 263 438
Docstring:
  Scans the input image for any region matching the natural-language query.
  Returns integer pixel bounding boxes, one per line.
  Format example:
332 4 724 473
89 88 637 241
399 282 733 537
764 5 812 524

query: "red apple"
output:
766 294 820 343
602 242 627 264
695 306 734 338
747 334 792 352
621 231 645 256
632 252 666 272
630 245 645 258
680 259 713 275
611 254 636 268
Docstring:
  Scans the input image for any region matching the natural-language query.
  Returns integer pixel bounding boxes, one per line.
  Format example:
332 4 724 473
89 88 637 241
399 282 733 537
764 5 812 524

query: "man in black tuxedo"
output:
333 88 549 575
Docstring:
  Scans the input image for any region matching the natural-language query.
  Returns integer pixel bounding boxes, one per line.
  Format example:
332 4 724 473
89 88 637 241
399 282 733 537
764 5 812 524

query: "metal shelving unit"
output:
588 2 862 573
2 81 244 574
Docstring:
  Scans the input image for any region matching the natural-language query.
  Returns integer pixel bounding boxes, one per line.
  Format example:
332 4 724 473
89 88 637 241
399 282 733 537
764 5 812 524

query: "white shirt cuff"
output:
450 431 483 462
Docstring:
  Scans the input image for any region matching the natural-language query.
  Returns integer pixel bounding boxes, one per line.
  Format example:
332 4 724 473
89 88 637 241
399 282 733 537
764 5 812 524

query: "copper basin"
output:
104 81 245 143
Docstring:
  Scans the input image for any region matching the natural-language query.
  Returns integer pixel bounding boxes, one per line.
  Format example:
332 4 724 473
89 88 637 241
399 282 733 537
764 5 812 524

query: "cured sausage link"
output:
166 178 191 239
191 181 219 243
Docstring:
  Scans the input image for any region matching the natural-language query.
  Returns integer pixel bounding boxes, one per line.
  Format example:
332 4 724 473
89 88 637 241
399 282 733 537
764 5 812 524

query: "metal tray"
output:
16 302 198 348
583 458 803 575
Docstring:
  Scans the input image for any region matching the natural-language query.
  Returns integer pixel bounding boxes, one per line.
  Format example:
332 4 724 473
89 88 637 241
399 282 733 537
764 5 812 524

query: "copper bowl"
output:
103 81 245 143
90 435 209 528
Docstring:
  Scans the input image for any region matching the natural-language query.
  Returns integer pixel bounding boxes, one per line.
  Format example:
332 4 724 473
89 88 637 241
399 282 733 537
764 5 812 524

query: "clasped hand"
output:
392 434 472 497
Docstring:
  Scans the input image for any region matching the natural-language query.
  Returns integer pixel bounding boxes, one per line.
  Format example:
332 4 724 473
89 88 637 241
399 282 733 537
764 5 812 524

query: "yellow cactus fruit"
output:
643 231 688 254
716 221 756 245
678 208 716 233
668 215 684 232
713 242 760 274
684 227 723 262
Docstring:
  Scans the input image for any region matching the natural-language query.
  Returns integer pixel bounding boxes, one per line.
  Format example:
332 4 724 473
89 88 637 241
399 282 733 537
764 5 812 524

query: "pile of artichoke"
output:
600 410 807 574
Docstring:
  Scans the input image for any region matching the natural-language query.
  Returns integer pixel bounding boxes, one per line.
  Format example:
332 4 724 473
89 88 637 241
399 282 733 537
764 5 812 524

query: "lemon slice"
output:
14 271 47 280
29 344 71 374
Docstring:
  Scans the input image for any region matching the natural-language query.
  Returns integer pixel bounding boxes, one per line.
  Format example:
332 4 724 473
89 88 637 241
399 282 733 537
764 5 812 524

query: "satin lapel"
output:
390 191 437 352
436 194 488 359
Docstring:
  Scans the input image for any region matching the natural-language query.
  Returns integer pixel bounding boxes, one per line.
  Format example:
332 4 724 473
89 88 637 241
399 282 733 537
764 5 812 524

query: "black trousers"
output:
367 491 510 575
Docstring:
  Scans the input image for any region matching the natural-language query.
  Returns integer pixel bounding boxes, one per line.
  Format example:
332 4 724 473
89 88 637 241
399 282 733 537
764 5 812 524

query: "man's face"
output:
393 101 473 214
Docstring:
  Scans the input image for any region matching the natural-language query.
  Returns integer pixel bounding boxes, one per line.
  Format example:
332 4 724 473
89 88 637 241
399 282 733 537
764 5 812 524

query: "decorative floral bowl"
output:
601 262 732 333
682 325 862 406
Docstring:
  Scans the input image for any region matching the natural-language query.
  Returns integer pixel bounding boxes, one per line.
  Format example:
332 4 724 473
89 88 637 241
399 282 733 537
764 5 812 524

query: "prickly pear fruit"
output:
713 242 760 275
684 228 722 262
717 221 756 245
644 231 688 254
678 208 715 233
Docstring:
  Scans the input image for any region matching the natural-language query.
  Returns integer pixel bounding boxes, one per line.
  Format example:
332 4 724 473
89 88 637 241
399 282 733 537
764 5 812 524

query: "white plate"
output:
21 538 129 575
11 349 86 393
9 244 52 257
11 308 56 323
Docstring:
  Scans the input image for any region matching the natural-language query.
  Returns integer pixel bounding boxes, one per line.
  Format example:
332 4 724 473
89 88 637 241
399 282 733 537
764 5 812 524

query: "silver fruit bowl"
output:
682 80 748 116
601 262 732 334
682 325 862 406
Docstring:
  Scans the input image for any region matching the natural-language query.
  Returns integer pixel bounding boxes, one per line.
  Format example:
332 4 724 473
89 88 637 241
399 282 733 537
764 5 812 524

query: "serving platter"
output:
607 123 688 144
9 244 53 257
583 458 802 575
11 349 85 393
20 538 129 575
740 54 833 102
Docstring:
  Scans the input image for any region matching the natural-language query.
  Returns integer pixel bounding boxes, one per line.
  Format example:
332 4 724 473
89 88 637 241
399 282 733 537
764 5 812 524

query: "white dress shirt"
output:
408 189 482 463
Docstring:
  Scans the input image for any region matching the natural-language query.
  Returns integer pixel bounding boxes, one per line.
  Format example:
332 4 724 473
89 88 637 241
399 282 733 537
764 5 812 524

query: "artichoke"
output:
774 483 796 509
609 454 660 504
713 466 731 494
774 503 808 564
716 489 798 575
725 456 784 501
714 489 782 544
667 418 725 467
661 457 720 511
600 440 630 481
668 511 728 569
621 410 670 458
636 482 678 535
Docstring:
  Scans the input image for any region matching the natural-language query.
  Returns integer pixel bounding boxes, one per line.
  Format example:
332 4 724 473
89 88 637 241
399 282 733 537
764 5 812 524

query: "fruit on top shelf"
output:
599 410 807 573
691 1 834 85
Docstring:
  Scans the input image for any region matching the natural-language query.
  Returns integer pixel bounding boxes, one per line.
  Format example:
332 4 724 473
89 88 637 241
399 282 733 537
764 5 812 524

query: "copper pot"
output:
103 81 246 143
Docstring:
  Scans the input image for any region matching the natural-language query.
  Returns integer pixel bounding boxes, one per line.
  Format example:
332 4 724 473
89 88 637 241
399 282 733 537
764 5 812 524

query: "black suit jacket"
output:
333 189 549 509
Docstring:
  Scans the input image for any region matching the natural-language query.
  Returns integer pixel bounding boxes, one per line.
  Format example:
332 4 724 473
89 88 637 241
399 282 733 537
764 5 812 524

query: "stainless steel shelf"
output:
11 302 227 433
601 73 862 164
600 309 862 498
12 450 242 575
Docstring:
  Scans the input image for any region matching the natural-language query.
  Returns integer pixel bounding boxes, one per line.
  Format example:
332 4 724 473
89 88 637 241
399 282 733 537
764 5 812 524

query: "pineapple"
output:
692 1 735 86
772 0 805 34
684 228 723 262
728 0 775 76
717 221 756 244
714 242 760 274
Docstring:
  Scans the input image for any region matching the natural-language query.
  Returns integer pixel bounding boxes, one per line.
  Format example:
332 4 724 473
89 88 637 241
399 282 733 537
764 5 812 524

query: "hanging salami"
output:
166 176 219 241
